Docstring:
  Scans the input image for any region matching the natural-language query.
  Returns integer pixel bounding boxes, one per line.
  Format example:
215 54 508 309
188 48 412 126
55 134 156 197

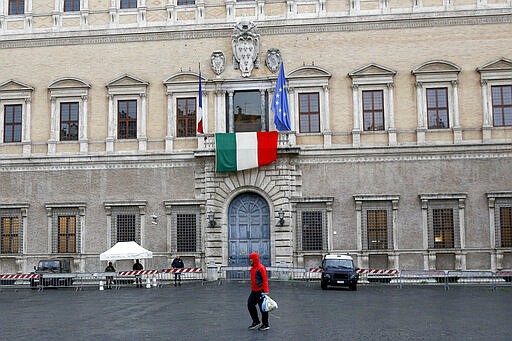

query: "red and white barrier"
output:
117 270 159 276
308 268 323 273
161 268 203 274
0 274 40 279
357 269 399 275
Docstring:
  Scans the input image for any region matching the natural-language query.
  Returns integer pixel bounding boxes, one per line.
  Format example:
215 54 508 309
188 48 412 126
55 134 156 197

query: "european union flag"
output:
272 62 291 131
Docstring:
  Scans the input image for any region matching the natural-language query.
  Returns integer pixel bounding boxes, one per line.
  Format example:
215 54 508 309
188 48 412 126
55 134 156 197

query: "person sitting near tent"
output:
133 259 143 288
104 261 116 289
171 255 184 287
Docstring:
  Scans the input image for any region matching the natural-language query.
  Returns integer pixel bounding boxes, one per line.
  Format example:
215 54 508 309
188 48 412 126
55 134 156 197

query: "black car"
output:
320 255 359 290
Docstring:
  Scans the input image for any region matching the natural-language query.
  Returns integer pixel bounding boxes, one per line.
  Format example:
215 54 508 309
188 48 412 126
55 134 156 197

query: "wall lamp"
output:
151 214 158 225
278 208 285 226
207 211 217 227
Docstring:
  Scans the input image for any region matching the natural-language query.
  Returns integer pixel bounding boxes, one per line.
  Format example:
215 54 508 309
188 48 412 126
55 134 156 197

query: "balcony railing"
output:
197 132 296 152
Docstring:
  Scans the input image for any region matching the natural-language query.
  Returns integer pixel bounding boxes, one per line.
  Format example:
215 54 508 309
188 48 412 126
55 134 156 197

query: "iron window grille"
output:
57 216 77 253
171 206 200 253
0 212 21 254
500 207 512 247
51 208 81 254
366 210 388 250
297 208 327 251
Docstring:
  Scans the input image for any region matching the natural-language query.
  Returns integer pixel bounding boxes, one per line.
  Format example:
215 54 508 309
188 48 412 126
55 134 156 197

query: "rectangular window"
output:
176 213 197 252
60 102 79 141
1 217 19 254
118 100 137 139
58 216 76 253
64 0 80 11
116 214 136 242
427 87 449 129
177 0 195 4
367 210 388 250
177 98 197 137
500 207 512 247
301 211 323 251
491 85 512 127
4 104 22 143
432 208 454 248
120 0 137 9
299 93 320 133
363 90 384 131
9 0 24 15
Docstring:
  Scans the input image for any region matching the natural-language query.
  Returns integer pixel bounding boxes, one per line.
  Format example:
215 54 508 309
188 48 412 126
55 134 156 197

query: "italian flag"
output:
216 132 278 172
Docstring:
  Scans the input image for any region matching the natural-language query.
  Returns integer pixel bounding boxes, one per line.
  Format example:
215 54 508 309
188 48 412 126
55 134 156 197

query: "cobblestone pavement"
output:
1 282 511 341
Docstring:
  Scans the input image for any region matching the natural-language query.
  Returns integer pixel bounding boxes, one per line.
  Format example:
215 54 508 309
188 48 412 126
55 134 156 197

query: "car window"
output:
324 259 353 269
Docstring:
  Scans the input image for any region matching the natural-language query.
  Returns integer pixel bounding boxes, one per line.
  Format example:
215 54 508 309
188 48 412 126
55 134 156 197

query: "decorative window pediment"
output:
412 60 461 76
164 72 205 89
287 66 331 80
49 77 90 90
477 57 512 76
349 63 396 80
0 80 34 97
107 74 149 90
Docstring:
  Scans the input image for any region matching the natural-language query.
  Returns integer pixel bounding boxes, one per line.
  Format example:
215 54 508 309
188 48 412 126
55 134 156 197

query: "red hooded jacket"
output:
249 252 269 293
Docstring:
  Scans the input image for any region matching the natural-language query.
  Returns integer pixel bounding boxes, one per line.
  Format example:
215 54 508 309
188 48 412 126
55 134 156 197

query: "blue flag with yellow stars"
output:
272 62 291 131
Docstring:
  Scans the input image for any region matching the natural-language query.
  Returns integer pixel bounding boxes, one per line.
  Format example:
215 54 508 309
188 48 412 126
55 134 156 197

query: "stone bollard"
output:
99 280 104 291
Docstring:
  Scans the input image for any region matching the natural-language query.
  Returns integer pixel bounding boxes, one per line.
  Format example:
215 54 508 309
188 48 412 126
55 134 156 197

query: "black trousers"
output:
247 290 269 326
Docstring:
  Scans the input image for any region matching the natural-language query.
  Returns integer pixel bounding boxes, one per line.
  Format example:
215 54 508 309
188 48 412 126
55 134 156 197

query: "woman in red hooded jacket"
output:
247 252 270 331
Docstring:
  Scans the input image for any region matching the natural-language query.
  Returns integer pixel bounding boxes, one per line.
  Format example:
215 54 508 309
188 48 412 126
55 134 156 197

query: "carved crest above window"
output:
232 21 260 78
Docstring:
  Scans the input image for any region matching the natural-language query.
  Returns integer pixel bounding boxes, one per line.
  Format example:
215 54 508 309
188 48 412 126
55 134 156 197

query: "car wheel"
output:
349 283 357 291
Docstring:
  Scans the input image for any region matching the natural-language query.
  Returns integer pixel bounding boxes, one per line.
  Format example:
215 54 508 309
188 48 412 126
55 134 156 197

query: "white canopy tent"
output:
100 241 153 261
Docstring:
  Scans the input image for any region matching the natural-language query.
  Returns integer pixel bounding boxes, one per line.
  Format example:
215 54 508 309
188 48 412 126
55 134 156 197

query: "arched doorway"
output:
228 192 270 267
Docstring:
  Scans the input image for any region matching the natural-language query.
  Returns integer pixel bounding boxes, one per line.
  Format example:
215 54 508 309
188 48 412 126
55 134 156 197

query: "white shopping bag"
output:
262 294 278 312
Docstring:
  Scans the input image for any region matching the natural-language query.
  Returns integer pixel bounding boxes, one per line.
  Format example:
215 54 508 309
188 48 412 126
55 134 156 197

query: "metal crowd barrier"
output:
2 269 512 290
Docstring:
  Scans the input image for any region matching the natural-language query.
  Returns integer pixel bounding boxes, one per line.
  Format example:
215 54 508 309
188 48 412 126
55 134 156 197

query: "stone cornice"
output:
0 10 511 49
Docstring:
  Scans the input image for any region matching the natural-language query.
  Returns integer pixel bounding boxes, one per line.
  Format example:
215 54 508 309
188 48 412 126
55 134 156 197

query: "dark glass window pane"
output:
233 91 262 132
120 0 137 9
362 90 385 131
299 93 320 133
64 0 80 11
492 85 512 127
118 100 137 139
176 97 197 137
4 104 23 143
426 88 449 129
60 102 79 141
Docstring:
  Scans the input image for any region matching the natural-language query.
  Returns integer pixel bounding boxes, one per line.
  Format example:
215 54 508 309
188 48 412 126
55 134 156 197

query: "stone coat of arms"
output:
232 21 260 78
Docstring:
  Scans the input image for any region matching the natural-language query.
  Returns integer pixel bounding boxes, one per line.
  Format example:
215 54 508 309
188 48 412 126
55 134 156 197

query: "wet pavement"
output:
1 281 511 340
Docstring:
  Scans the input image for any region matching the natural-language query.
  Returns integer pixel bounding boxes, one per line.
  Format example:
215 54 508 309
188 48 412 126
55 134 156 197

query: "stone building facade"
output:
0 0 511 274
